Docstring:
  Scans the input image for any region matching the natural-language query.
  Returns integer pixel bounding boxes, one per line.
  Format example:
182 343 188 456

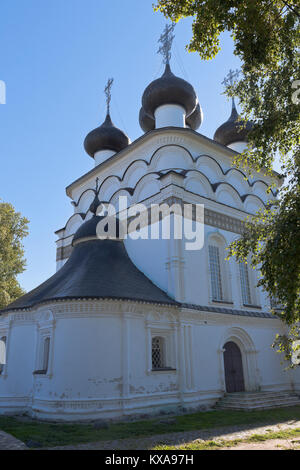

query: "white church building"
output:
1 29 300 421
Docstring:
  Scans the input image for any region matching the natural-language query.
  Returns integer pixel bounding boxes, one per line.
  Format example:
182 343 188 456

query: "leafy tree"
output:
0 201 29 309
154 0 300 362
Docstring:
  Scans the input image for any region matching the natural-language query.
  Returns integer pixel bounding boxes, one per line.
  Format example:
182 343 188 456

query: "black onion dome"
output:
84 113 130 158
186 103 203 130
72 216 103 245
214 102 253 146
142 63 198 119
72 215 122 246
139 107 155 133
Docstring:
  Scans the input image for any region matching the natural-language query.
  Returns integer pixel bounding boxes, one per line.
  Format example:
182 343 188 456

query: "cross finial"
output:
104 78 114 114
222 69 240 107
157 23 176 65
222 69 240 89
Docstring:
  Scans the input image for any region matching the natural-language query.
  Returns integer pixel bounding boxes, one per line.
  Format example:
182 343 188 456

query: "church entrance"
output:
223 341 245 393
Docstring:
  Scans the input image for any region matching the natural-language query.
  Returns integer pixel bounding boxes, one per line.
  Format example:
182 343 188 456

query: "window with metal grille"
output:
239 262 252 305
0 336 6 375
152 336 165 369
209 245 223 301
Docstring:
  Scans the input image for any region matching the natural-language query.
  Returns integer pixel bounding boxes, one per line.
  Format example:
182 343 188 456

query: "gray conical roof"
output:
0 217 176 313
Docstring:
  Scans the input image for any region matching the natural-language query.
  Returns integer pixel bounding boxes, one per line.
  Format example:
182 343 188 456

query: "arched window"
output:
152 336 165 370
43 337 50 373
208 233 232 303
0 336 7 375
239 262 252 305
208 245 223 301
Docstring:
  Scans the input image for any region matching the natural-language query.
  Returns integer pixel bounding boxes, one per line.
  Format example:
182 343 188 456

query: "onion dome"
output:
139 107 155 133
214 100 253 147
186 103 203 130
141 63 198 120
72 214 123 246
84 113 130 158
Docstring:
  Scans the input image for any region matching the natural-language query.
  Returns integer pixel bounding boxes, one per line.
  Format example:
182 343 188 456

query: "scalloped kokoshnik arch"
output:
68 146 275 231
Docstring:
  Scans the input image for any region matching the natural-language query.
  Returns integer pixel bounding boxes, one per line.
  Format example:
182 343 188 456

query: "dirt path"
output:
49 419 300 450
0 430 27 450
224 437 300 450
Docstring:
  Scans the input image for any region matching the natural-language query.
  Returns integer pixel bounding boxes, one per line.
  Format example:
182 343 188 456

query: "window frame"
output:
33 311 55 378
0 323 9 379
236 257 261 309
207 233 233 305
146 319 177 374
0 336 7 376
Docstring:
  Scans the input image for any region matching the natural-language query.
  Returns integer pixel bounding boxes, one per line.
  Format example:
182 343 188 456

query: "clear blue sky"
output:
0 0 260 292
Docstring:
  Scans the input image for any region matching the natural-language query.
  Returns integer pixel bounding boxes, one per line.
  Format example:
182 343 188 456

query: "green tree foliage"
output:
0 201 29 309
154 0 300 361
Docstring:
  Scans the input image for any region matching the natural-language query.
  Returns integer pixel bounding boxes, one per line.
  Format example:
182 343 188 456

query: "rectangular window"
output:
239 262 251 305
152 337 165 369
0 337 6 375
209 245 223 301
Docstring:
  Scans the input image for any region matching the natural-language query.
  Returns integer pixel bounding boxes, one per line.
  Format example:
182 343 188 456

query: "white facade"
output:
1 103 298 422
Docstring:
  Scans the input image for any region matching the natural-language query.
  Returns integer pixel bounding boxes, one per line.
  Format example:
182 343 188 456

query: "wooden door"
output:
223 341 245 393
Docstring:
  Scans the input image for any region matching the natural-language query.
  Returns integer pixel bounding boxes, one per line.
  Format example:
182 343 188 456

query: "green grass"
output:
154 427 300 450
1 406 300 448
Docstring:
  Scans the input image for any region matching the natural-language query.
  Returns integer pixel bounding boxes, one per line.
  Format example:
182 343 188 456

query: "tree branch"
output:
281 0 300 18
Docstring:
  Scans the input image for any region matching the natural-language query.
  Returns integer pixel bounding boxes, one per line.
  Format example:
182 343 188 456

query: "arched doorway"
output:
223 341 245 393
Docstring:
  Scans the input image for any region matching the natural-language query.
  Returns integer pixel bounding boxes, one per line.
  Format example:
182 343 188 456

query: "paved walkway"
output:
0 430 27 450
50 419 300 450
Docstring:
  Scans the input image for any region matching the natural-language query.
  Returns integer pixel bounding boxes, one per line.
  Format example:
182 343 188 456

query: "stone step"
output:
217 401 300 411
224 391 295 399
216 391 300 411
218 397 300 406
221 395 299 404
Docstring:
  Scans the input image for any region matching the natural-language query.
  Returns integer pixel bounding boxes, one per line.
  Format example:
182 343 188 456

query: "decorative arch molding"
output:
73 188 95 209
122 160 149 188
132 173 161 204
206 229 228 247
76 189 96 214
226 169 251 195
215 182 244 210
251 180 276 203
109 188 134 209
218 327 260 392
149 144 194 172
99 176 122 203
243 194 266 214
37 309 54 324
64 213 85 238
195 154 225 183
72 148 274 214
196 155 277 196
184 170 214 199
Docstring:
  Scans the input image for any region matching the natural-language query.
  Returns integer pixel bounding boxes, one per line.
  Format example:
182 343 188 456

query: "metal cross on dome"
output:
104 78 114 114
157 23 176 64
222 69 240 106
222 69 240 89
